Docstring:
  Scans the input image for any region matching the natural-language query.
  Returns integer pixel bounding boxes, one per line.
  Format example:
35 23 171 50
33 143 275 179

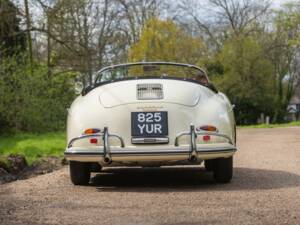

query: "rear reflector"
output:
203 135 211 142
90 138 98 144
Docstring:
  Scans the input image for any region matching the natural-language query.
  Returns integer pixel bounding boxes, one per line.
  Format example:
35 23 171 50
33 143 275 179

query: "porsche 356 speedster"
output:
64 62 237 185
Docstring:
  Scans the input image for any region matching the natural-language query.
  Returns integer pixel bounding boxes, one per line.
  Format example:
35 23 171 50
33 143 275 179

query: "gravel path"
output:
1 127 300 225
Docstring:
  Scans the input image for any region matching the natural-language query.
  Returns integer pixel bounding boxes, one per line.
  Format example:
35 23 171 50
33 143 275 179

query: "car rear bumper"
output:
65 125 236 164
64 143 237 163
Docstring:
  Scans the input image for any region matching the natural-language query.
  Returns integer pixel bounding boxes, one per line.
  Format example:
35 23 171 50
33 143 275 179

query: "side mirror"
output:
75 82 84 95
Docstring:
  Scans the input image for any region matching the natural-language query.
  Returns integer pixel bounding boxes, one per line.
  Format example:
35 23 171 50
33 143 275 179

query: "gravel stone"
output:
0 127 300 225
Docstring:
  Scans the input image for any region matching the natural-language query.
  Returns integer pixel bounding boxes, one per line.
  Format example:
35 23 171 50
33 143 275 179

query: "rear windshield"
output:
94 64 208 86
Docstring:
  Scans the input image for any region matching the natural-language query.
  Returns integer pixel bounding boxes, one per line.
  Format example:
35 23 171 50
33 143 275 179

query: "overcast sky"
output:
272 0 299 8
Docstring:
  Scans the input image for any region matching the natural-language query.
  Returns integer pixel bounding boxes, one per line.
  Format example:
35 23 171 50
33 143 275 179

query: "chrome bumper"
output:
65 125 237 163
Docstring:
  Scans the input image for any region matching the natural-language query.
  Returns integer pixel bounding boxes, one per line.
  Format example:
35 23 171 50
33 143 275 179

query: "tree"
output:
117 0 161 45
0 0 26 58
0 0 77 132
32 0 123 85
129 18 207 65
177 0 271 51
207 0 270 35
23 0 34 75
0 55 76 132
0 0 27 130
266 3 300 121
214 36 275 124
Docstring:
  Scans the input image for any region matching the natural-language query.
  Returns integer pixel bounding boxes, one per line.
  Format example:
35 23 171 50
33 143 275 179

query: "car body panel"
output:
99 79 202 108
65 62 236 166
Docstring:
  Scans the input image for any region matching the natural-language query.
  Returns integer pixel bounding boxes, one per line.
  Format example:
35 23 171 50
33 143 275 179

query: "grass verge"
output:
238 121 300 128
0 132 66 165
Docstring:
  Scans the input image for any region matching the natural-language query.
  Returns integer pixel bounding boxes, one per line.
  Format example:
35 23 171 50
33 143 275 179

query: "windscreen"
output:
95 64 208 86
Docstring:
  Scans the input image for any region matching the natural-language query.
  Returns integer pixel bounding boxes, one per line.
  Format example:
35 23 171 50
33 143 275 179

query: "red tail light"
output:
203 135 211 142
90 138 98 144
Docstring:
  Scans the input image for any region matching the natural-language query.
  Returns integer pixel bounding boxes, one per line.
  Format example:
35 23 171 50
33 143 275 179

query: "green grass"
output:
0 132 66 165
238 121 300 128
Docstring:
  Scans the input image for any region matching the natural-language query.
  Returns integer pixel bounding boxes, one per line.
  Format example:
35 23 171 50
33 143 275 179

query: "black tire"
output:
204 160 214 171
213 157 233 183
69 161 91 185
90 163 102 172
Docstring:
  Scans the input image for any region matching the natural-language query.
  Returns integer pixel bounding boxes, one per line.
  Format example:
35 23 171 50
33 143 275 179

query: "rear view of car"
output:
65 62 237 185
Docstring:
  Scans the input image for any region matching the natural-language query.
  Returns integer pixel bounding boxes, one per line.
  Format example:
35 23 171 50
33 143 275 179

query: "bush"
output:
0 55 76 132
211 36 276 124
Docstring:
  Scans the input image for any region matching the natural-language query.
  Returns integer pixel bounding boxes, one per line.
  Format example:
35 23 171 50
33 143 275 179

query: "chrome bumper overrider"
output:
65 125 237 164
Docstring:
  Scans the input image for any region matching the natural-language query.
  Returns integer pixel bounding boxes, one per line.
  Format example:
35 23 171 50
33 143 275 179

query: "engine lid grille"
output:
137 83 164 100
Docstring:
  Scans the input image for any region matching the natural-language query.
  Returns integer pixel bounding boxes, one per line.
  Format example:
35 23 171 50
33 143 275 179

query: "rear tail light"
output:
84 128 101 135
90 138 98 144
196 125 218 132
203 135 211 142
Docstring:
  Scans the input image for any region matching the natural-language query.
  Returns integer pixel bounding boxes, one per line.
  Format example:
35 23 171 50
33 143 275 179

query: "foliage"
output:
0 0 26 57
266 4 300 122
129 18 207 65
0 55 76 133
0 132 65 164
0 0 300 131
213 36 276 124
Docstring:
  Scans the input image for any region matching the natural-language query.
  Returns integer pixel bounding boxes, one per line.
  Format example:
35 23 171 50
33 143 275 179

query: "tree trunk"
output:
24 0 34 75
46 11 52 78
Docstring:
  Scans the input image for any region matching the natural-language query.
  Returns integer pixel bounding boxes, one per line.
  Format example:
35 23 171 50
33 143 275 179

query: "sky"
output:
272 0 299 8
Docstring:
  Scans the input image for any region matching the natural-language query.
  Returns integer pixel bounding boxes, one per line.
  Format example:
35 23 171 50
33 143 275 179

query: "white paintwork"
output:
66 65 236 166
99 79 201 108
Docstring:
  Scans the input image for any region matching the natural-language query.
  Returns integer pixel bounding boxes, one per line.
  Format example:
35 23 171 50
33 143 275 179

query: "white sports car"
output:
65 62 237 185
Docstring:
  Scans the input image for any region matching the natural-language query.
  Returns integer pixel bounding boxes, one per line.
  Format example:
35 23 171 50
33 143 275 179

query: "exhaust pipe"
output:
103 156 112 164
189 155 197 162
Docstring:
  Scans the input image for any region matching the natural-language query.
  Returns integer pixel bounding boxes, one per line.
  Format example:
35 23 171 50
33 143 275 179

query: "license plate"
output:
131 111 168 137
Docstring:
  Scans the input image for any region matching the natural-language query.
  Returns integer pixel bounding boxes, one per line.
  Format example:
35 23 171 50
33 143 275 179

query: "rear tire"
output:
69 161 91 185
90 163 102 172
213 157 233 183
204 160 214 171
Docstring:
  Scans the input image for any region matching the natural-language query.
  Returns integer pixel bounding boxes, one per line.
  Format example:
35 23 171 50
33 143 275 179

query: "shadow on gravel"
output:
91 167 300 192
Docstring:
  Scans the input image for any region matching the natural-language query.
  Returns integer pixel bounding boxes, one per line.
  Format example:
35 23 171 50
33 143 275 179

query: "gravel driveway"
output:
1 127 300 225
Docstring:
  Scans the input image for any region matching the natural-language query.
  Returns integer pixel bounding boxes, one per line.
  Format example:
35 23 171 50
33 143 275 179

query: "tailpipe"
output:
189 155 198 162
103 156 112 164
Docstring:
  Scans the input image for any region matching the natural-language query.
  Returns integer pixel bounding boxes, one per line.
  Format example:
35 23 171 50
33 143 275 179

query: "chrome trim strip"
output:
109 134 125 147
109 146 237 154
66 126 236 162
68 134 103 148
175 130 233 146
64 148 236 157
103 127 110 162
174 132 190 146
174 125 234 161
97 62 207 77
196 132 233 145
131 137 169 144
67 129 125 164
68 132 125 148
190 125 197 160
